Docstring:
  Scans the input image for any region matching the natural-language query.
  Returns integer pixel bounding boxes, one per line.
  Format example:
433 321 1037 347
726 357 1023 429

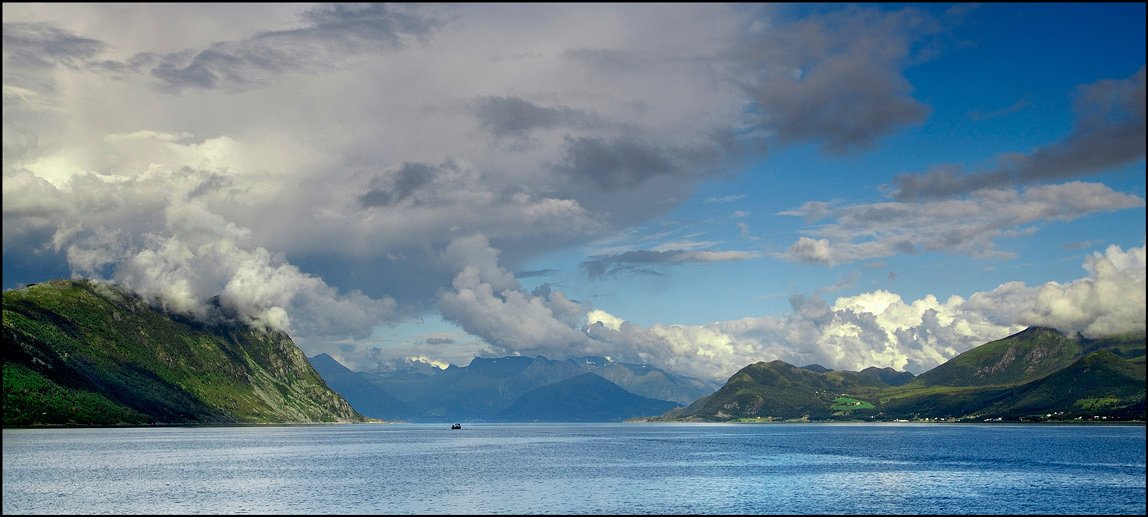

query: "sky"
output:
3 3 1145 382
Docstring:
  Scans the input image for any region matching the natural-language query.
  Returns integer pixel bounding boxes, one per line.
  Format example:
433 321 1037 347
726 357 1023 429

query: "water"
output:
3 423 1144 514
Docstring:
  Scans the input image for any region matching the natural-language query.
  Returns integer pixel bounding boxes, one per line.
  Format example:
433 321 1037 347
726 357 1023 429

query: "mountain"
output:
795 363 913 389
3 280 364 426
307 353 413 420
353 354 708 421
858 366 914 386
657 360 890 422
908 326 1081 388
880 327 1145 420
496 372 681 422
566 356 718 404
983 349 1146 419
656 326 1145 422
358 355 582 420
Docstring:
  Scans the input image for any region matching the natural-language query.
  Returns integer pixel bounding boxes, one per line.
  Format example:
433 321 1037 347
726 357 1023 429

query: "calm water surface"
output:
3 423 1144 514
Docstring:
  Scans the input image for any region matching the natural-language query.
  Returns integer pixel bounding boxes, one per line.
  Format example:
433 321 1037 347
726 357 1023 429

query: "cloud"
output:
1 135 400 338
778 182 1144 265
108 197 399 338
705 194 747 204
2 22 106 69
731 5 941 154
581 248 761 280
553 135 722 190
107 4 443 93
893 66 1146 200
437 234 599 357
359 162 437 208
1020 244 1146 337
2 22 111 168
514 269 558 279
471 95 599 141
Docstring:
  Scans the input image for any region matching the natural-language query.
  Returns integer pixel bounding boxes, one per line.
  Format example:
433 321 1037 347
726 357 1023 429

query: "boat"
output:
451 423 461 430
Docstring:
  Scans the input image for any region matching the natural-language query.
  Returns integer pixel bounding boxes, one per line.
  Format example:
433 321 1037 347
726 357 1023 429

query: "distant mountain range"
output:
658 326 1145 423
3 280 363 426
307 353 414 420
496 372 681 422
309 353 717 422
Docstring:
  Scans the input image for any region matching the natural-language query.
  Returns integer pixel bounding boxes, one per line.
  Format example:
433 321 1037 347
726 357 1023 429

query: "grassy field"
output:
831 396 875 412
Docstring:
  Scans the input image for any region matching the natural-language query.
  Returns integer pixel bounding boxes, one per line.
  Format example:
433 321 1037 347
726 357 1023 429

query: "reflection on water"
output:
3 423 1145 514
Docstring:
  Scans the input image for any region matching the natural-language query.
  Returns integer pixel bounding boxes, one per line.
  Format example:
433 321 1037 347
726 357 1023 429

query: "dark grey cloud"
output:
472 96 595 139
423 337 455 345
113 4 442 92
515 268 558 279
187 172 235 200
750 58 930 155
731 5 940 154
89 53 162 78
553 135 721 190
4 6 442 93
2 22 107 103
527 282 583 307
556 136 675 189
582 250 674 280
359 162 437 208
1000 65 1146 180
562 47 642 70
893 66 1146 200
2 22 106 69
581 248 758 280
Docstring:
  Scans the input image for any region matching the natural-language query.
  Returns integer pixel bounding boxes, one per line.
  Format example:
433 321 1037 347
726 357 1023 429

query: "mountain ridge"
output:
3 279 364 426
657 326 1145 423
496 372 681 422
330 353 701 422
307 353 413 420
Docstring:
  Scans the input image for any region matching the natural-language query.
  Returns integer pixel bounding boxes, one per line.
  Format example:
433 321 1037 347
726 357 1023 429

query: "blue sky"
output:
3 3 1144 381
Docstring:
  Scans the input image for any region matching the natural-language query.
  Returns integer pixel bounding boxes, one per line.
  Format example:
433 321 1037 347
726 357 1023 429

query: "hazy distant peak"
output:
569 355 616 367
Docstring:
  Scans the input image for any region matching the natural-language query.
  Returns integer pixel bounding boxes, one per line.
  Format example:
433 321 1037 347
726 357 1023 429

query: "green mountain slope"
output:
3 279 364 426
660 326 1145 423
987 350 1146 418
881 327 1145 420
859 366 915 386
908 327 1081 388
658 360 888 422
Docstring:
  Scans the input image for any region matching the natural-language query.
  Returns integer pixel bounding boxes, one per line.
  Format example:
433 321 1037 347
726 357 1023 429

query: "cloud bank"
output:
583 244 1146 380
777 182 1144 265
